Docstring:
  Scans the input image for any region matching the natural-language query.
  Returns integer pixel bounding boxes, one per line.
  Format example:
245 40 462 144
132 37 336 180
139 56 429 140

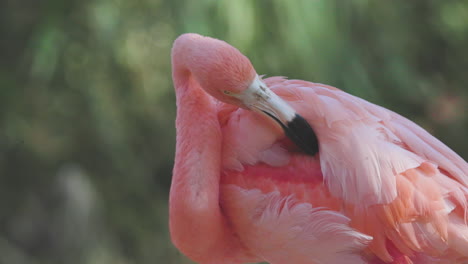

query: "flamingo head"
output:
173 33 318 155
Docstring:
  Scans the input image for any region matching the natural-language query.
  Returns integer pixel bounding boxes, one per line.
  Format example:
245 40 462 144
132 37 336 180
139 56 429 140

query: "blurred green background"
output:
1 0 467 263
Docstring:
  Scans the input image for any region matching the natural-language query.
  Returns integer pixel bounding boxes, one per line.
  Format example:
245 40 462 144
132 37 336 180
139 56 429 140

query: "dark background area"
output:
0 1 467 263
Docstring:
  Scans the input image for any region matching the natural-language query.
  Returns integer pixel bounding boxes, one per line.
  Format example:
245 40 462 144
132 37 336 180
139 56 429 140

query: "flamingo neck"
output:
170 69 245 262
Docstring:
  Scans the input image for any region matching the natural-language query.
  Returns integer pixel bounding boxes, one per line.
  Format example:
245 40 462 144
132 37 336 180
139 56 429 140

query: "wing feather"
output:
266 77 468 260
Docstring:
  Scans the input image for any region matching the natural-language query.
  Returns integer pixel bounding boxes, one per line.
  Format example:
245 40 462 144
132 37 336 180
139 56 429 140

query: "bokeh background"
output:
1 0 467 263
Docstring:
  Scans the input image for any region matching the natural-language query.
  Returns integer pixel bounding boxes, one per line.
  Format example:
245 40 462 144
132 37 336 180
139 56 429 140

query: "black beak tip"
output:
262 111 319 156
284 114 319 156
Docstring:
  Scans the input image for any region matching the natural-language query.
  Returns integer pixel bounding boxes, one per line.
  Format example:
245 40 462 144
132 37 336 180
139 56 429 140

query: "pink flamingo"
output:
169 33 468 264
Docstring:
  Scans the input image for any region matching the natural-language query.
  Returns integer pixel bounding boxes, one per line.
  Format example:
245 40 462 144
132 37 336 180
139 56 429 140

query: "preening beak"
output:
238 76 319 156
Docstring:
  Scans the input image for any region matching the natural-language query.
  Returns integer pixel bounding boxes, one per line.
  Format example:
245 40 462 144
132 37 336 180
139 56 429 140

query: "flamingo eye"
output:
223 90 232 95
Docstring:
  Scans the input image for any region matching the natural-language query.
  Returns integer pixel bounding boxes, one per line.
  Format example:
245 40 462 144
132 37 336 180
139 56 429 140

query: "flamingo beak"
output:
236 75 319 156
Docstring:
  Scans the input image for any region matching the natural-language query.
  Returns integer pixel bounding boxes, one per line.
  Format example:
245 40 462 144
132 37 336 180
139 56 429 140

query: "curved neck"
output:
170 65 240 262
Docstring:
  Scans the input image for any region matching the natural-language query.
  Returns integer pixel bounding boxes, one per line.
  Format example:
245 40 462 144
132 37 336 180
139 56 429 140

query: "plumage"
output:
170 33 468 264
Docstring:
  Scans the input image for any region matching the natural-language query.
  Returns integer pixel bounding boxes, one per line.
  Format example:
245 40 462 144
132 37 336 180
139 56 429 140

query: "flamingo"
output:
169 33 468 264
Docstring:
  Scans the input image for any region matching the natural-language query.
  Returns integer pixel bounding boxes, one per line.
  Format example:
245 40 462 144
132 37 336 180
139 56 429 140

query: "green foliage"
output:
0 0 466 263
